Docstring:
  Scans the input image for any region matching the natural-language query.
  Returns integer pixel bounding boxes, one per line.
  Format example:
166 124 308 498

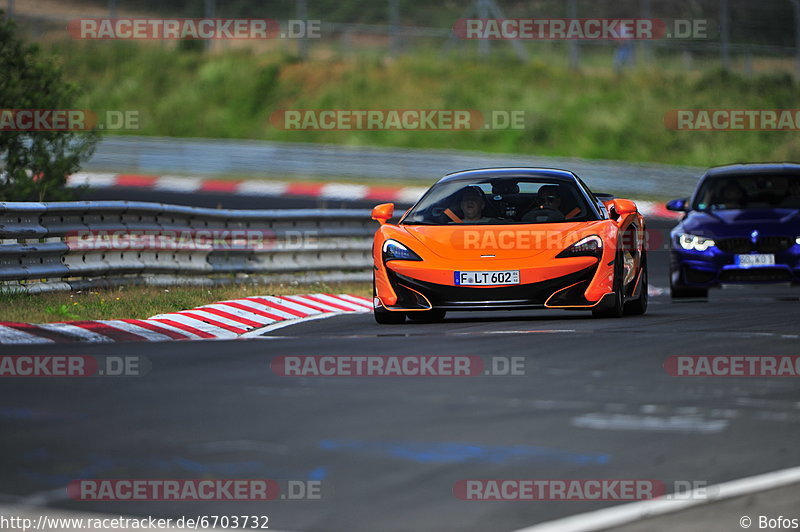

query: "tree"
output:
0 10 99 201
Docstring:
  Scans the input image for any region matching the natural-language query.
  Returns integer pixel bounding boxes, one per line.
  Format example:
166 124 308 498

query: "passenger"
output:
780 179 800 208
522 185 579 221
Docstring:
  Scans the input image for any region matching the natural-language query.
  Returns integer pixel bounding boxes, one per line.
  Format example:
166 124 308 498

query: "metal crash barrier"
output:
0 201 376 292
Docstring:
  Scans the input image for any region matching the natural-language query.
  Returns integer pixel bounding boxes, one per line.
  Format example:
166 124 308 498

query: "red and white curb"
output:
0 294 372 344
67 172 680 219
67 172 428 205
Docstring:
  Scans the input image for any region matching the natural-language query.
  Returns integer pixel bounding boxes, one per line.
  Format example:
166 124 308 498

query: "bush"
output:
0 11 99 201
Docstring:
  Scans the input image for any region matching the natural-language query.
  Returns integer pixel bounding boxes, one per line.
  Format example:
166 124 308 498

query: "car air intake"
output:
715 238 751 254
720 269 792 283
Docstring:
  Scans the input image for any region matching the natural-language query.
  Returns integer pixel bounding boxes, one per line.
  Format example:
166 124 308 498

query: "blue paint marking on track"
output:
18 451 327 487
308 467 328 480
318 439 610 465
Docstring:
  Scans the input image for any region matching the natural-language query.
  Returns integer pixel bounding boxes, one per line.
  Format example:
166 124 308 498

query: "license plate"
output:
736 254 775 267
454 270 520 286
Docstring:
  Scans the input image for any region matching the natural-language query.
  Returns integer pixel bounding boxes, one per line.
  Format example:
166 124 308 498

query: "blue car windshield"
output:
402 177 598 225
694 175 800 210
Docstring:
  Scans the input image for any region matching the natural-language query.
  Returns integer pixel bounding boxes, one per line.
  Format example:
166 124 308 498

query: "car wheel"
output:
373 273 406 324
624 250 648 316
593 250 625 318
374 306 406 324
406 309 446 323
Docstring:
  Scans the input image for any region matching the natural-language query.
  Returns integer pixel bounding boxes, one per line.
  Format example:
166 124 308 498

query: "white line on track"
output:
571 413 729 434
510 465 800 532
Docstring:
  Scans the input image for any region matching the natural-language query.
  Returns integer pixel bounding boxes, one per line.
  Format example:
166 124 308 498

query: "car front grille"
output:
684 268 717 284
758 237 795 253
716 236 793 254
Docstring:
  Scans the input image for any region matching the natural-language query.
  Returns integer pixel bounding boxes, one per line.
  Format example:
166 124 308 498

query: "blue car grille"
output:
716 236 793 254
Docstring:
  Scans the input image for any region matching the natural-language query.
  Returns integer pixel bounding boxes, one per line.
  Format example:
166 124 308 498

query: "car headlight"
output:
556 235 603 258
796 236 800 246
678 233 716 251
382 239 422 262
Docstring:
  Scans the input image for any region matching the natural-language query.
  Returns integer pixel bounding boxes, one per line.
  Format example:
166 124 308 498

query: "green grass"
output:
49 40 800 168
0 282 371 323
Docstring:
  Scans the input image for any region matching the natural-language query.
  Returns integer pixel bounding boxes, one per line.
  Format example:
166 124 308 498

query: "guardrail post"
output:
204 0 215 52
720 0 731 71
568 0 579 70
791 0 800 79
297 0 308 59
640 0 652 64
389 0 400 56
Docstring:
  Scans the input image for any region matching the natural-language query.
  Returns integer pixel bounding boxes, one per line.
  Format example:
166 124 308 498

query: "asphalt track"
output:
1 198 799 531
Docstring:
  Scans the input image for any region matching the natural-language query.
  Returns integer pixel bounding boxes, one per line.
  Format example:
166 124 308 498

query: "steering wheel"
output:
523 206 565 223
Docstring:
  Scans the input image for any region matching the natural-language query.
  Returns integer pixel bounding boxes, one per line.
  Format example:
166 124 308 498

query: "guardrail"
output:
86 136 704 199
0 201 376 293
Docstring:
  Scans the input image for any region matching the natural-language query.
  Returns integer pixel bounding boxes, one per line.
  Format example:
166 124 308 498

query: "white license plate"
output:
454 270 520 286
736 254 775 267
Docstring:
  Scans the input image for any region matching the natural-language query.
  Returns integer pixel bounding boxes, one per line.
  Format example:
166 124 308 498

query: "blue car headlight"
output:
678 233 716 252
556 235 603 258
382 239 422 262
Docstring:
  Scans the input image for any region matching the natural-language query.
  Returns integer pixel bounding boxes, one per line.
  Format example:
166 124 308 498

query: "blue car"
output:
666 163 800 298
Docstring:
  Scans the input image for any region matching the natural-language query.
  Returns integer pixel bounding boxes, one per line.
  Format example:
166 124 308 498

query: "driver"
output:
446 186 496 223
715 182 747 209
460 186 496 223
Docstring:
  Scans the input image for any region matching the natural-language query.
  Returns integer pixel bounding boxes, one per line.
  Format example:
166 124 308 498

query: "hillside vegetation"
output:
56 41 800 167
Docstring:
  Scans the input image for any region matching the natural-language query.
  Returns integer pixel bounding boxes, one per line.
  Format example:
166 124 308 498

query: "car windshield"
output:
402 176 598 225
693 174 800 210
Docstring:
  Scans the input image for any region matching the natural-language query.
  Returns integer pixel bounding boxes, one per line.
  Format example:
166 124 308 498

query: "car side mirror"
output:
371 203 395 224
612 198 638 216
666 198 688 212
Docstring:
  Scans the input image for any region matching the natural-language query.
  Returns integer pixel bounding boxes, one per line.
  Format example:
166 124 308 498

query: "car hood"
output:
398 222 609 260
679 208 800 238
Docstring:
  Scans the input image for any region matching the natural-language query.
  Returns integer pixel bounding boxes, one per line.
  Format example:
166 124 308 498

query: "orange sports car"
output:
371 168 648 323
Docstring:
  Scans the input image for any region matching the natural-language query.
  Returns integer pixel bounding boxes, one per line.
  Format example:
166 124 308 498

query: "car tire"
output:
593 250 625 318
374 305 406 324
624 251 648 316
373 273 406 324
406 309 446 323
